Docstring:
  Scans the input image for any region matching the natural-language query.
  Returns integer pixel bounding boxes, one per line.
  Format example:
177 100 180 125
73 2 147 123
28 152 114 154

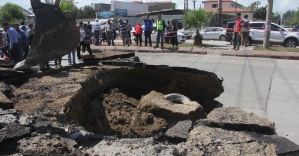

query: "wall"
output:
111 0 148 15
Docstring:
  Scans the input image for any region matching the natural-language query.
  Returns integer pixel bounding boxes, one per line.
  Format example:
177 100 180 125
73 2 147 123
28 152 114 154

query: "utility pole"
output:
184 0 188 10
193 0 196 11
218 0 222 27
263 0 273 48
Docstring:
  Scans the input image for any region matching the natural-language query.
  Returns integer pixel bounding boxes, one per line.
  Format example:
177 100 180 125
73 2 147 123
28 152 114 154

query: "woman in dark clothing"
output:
170 20 179 47
82 23 92 55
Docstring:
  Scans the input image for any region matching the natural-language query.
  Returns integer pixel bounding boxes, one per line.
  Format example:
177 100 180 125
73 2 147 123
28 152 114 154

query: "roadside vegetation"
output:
254 46 299 52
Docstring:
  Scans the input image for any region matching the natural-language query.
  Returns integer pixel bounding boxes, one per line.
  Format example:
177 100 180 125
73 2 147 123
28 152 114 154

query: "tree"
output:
59 0 78 20
245 0 261 12
283 9 299 26
282 10 295 24
183 9 213 46
253 6 267 20
0 3 25 24
80 5 96 18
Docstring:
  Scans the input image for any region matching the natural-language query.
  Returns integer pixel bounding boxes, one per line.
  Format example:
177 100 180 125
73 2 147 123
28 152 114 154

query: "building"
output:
202 0 253 27
144 1 175 12
20 7 35 25
94 3 111 12
111 0 148 15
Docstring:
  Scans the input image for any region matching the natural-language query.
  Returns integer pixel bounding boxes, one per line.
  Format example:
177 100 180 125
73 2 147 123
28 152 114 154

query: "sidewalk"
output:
90 44 299 60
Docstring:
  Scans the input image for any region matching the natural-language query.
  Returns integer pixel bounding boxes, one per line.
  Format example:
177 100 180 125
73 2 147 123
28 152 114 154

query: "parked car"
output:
225 21 299 47
293 25 299 32
193 27 226 41
283 26 292 31
131 25 186 44
178 29 196 39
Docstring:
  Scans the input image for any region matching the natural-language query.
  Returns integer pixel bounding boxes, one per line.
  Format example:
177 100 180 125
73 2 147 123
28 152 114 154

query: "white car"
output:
283 26 292 31
249 22 299 47
131 26 186 44
178 29 196 39
192 27 226 41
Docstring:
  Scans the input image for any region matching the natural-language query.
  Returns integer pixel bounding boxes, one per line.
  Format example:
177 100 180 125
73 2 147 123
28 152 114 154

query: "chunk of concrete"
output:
164 120 192 142
257 135 299 155
18 134 82 155
0 114 18 124
139 91 206 121
0 123 31 144
0 82 14 98
177 125 276 156
86 137 176 156
205 107 275 134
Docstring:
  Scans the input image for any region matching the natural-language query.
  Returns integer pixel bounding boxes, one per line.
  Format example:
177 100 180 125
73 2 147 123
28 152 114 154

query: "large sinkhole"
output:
67 65 224 138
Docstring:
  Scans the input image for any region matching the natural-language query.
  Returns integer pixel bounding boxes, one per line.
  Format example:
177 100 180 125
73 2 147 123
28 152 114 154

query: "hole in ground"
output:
68 66 224 138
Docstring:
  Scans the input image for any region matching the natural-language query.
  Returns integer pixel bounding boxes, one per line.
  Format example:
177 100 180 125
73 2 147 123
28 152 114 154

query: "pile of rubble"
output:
0 64 299 155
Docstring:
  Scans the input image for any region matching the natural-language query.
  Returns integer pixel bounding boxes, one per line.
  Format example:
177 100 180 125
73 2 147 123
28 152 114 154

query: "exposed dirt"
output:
99 88 167 137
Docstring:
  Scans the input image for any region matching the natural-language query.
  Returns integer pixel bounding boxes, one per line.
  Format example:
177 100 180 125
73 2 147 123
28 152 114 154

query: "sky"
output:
0 0 297 15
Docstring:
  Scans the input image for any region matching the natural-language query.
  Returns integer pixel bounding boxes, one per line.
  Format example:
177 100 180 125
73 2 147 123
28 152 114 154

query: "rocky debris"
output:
139 91 206 121
177 125 277 156
0 114 18 124
0 123 31 144
256 134 299 155
0 82 14 98
202 107 275 134
0 92 13 109
18 134 82 155
18 115 36 126
86 137 177 156
33 121 66 135
164 120 192 143
0 67 24 78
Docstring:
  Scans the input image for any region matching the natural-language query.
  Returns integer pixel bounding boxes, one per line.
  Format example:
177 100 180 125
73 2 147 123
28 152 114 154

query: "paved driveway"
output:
136 52 299 145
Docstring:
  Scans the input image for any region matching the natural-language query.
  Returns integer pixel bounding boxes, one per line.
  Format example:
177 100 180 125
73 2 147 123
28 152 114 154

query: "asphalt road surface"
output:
135 52 299 145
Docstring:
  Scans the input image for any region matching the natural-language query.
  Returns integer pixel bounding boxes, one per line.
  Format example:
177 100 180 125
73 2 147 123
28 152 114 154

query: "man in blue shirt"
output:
2 22 20 63
142 14 152 47
14 23 28 61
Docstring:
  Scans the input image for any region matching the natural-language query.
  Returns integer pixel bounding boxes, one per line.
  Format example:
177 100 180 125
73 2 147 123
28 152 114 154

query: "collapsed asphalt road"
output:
0 52 299 155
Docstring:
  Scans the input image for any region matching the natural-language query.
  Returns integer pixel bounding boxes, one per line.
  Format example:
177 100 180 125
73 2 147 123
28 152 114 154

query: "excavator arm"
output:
15 0 79 69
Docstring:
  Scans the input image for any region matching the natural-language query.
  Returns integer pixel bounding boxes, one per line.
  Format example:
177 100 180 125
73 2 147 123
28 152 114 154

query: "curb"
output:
91 45 207 55
221 50 299 60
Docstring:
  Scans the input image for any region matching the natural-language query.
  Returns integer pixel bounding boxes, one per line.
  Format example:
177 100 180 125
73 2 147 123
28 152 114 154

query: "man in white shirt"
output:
93 19 100 46
77 21 85 59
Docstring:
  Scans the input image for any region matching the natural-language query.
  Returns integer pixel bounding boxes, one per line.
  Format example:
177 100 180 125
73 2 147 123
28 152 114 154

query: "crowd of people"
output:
0 22 33 64
0 13 180 68
90 13 179 49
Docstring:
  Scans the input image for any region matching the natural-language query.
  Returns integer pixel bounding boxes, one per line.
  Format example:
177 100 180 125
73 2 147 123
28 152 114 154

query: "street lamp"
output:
193 0 196 11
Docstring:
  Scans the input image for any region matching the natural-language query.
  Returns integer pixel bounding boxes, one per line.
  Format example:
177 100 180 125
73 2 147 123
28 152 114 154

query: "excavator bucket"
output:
14 0 79 69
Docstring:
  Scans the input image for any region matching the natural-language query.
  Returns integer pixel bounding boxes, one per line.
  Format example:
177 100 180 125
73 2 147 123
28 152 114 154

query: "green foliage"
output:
0 3 25 25
59 0 78 20
78 5 96 18
253 6 266 20
245 0 261 12
271 12 281 24
183 9 213 46
183 9 213 30
283 8 299 26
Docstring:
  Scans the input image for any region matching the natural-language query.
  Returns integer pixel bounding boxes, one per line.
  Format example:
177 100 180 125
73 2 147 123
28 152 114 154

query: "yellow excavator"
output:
14 0 80 70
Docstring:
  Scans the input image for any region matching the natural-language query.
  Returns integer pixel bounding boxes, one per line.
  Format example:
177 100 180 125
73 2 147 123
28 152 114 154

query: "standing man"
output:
154 14 165 49
233 12 243 50
14 23 28 61
126 19 132 45
241 14 250 47
93 19 100 46
2 22 20 63
170 19 179 48
105 19 115 46
77 21 84 60
141 14 152 47
118 19 129 47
